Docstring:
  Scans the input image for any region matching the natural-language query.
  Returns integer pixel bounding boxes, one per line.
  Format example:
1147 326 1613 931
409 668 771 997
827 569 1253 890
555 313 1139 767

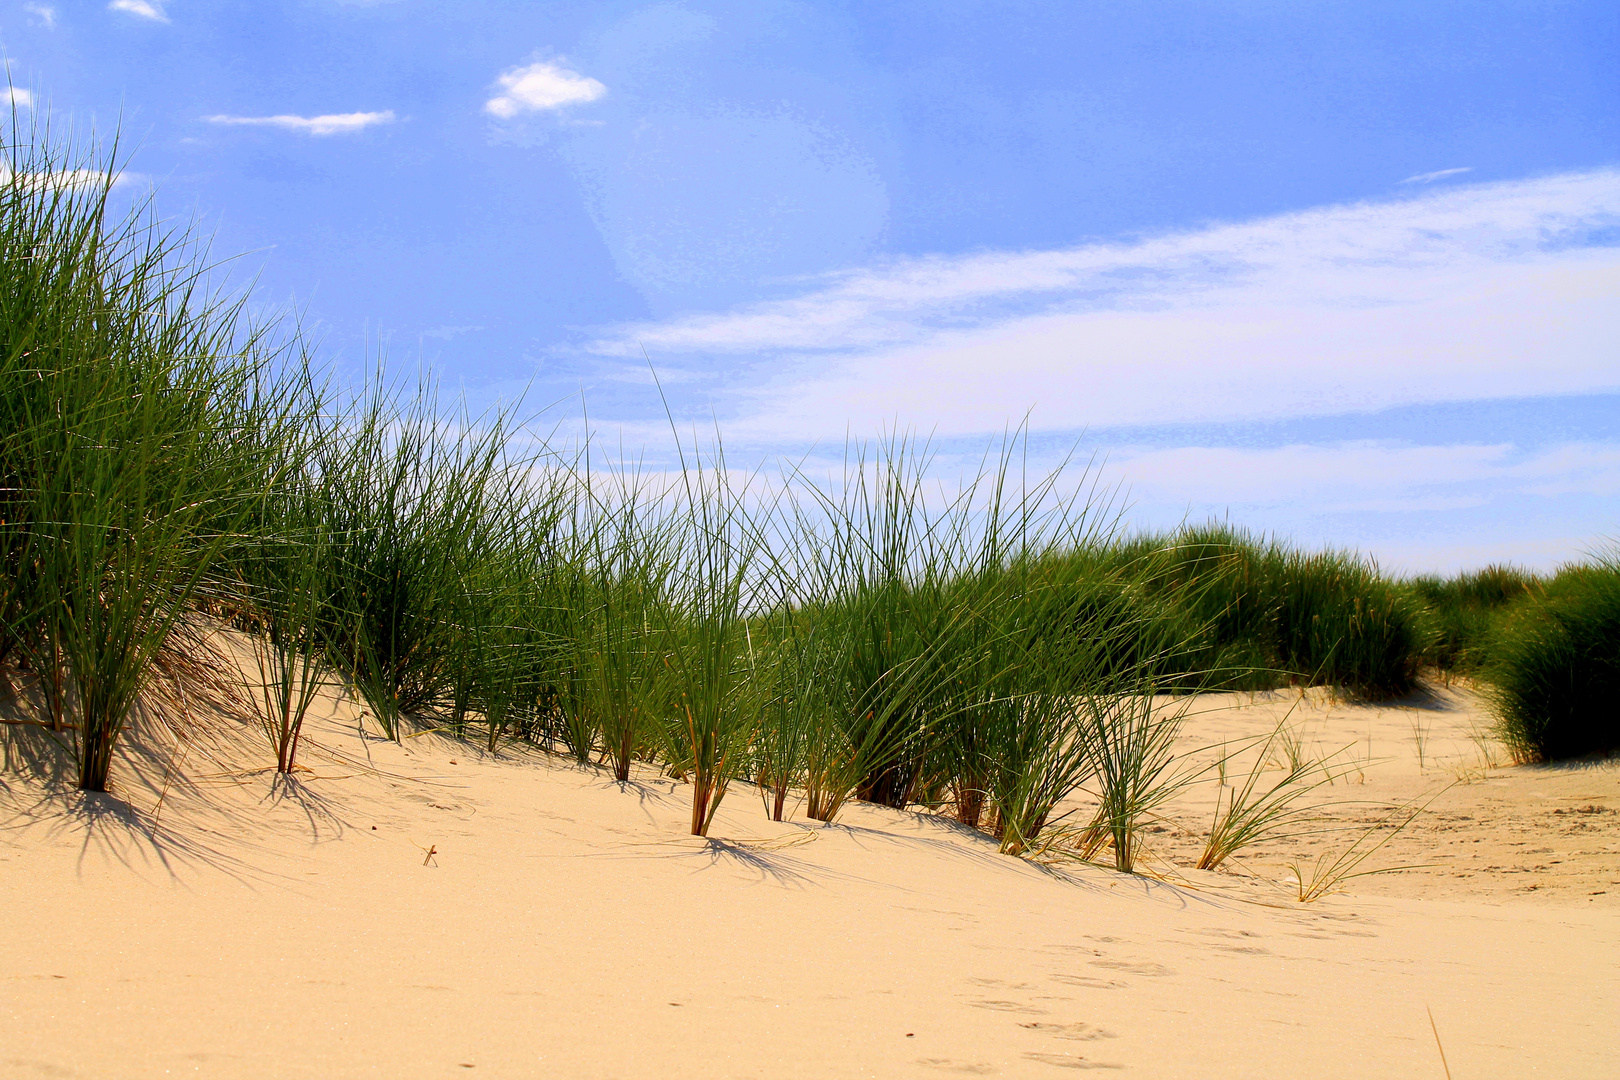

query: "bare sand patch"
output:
1122 684 1620 909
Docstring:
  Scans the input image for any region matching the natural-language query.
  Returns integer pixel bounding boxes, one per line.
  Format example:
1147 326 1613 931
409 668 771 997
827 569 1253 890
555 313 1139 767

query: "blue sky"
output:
6 0 1618 572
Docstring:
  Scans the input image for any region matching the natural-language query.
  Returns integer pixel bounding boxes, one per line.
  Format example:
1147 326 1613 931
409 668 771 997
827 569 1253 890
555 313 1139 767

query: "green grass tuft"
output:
1482 552 1620 762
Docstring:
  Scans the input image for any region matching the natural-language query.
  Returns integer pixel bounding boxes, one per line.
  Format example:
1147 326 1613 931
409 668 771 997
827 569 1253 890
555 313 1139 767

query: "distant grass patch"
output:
1408 565 1541 673
1047 525 1432 700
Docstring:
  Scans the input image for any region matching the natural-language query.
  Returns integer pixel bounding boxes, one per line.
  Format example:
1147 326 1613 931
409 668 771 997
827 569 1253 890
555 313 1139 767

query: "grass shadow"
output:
0 782 276 889
1381 681 1470 713
259 771 349 843
820 816 1014 875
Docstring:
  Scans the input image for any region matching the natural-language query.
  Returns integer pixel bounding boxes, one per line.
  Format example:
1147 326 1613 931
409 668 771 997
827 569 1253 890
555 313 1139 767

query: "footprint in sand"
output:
915 1058 997 1074
1021 1051 1125 1070
1049 977 1127 990
1048 974 1128 990
1089 959 1175 977
966 999 1049 1015
968 976 1039 990
1019 1021 1117 1042
1185 927 1263 941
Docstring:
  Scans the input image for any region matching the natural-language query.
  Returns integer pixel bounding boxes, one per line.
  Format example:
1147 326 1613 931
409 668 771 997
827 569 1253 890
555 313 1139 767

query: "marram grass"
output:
7 119 1619 885
1482 551 1620 762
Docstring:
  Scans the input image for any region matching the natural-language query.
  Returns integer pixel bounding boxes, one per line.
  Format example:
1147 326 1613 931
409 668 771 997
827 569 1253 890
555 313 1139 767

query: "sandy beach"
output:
5 10 1617 1076
3 638 1617 1079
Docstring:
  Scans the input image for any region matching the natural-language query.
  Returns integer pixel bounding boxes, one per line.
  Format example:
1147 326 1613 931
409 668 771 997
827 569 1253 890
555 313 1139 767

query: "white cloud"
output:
203 110 396 136
108 0 166 22
6 88 33 109
1511 442 1620 497
25 4 56 29
1088 436 1620 572
1103 440 1620 509
1400 166 1473 185
587 169 1620 442
1373 536 1599 576
1112 442 1507 505
485 61 605 119
0 166 141 192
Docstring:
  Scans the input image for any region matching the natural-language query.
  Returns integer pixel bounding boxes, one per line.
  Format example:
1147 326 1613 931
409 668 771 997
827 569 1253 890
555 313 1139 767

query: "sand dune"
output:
3 649 1617 1078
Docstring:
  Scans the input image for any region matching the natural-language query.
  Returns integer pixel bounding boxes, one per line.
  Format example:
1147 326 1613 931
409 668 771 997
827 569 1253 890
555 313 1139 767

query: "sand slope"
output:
1143 685 1620 907
3 662 1618 1078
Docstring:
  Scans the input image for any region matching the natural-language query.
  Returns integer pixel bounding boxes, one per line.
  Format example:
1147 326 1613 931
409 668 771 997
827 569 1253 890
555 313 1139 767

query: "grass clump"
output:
550 472 671 775
1069 690 1194 872
237 420 338 774
313 385 542 740
1196 718 1357 871
1407 564 1541 673
1482 552 1620 762
1054 524 1432 699
0 120 305 789
1287 793 1437 902
655 448 767 836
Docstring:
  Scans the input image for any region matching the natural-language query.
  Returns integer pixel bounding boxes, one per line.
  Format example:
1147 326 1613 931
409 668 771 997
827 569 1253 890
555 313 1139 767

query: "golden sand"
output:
3 634 1616 1078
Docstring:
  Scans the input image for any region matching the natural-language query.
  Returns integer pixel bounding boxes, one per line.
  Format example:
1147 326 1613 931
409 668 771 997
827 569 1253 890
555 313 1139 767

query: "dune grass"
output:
7 118 1618 891
1287 791 1439 902
656 445 769 836
238 421 337 774
1482 551 1620 762
1408 564 1541 674
1196 718 1360 872
553 470 671 776
0 120 305 789
1103 525 1432 699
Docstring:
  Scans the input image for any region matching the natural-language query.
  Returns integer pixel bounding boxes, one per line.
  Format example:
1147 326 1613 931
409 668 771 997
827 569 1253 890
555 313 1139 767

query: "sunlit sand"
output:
4 633 1615 1078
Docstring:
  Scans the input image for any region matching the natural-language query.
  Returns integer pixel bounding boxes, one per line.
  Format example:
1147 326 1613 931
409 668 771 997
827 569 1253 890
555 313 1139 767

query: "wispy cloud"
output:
6 88 33 109
0 166 141 192
586 169 1620 441
485 61 605 118
25 4 56 29
203 110 396 136
108 0 166 23
1106 440 1620 508
1400 166 1473 184
1373 535 1594 576
422 324 485 341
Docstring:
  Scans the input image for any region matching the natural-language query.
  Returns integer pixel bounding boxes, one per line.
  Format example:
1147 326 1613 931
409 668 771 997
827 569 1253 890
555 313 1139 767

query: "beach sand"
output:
3 640 1617 1078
